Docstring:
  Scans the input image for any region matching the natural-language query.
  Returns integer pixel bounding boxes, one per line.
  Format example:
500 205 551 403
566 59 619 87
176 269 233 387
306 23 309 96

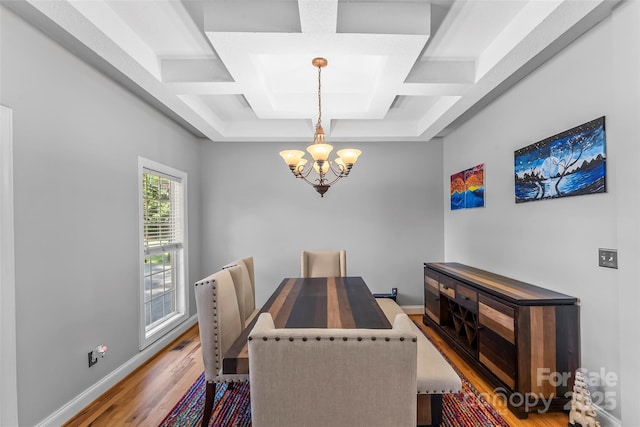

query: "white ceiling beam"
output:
417 96 462 136
224 118 314 140
397 83 471 96
298 0 338 33
203 0 301 33
161 58 233 83
476 0 563 80
176 95 230 134
405 60 475 84
331 118 423 139
337 1 431 36
67 0 161 79
167 1 215 54
167 82 241 95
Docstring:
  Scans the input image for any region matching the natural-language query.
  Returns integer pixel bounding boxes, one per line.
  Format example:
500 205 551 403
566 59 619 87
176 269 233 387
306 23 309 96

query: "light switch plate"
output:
598 248 618 269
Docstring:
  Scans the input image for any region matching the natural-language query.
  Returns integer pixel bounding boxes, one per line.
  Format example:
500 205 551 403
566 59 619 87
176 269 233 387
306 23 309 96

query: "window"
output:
138 158 188 349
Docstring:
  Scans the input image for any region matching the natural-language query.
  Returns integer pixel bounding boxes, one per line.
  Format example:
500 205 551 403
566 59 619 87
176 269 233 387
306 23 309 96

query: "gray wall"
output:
200 140 444 308
1 9 203 426
442 2 640 423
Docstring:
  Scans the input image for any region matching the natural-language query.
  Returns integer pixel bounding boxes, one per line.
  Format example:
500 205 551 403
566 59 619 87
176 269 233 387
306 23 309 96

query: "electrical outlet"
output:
598 248 618 269
88 345 108 367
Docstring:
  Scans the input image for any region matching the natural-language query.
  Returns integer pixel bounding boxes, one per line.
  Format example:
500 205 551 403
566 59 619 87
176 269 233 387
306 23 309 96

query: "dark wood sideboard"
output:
423 262 580 418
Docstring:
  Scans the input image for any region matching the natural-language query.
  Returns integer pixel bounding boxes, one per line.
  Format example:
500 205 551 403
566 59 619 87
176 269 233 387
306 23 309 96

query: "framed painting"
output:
514 117 606 203
450 171 465 210
464 164 485 209
451 164 485 210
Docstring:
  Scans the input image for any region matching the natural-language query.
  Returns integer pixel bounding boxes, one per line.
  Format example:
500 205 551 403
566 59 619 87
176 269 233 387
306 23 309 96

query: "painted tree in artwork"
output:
549 126 599 196
519 161 546 199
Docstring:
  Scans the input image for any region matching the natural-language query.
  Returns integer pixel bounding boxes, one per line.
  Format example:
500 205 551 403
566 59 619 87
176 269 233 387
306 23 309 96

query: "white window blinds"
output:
142 169 183 255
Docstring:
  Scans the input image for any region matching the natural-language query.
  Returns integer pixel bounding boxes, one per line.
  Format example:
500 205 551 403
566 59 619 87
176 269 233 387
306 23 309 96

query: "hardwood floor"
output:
64 315 569 426
63 327 204 427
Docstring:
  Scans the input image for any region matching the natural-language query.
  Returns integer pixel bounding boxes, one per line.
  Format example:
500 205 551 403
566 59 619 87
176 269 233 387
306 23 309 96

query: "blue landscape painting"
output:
451 164 484 210
514 117 606 203
464 164 485 208
450 171 465 210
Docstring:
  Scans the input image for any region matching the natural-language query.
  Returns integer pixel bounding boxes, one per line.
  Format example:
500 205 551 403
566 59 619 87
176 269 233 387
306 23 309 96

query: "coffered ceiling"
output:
7 0 619 142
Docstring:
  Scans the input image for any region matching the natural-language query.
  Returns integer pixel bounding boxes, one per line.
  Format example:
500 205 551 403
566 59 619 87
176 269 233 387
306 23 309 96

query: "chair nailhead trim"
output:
212 287 220 370
253 336 421 342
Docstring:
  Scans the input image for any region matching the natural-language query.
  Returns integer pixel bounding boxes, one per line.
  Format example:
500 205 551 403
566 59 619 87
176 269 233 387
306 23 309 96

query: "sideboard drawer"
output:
455 283 478 312
424 273 439 294
439 275 456 299
478 294 515 344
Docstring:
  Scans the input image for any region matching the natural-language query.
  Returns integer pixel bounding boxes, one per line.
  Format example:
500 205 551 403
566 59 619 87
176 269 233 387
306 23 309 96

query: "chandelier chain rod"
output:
317 65 322 127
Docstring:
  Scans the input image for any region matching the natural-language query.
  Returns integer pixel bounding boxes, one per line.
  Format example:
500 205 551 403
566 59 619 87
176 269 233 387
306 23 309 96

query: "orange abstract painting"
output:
451 164 484 210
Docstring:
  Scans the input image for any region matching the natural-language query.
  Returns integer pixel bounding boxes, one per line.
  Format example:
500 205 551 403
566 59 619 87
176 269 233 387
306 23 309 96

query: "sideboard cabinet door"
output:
478 294 517 389
423 269 441 323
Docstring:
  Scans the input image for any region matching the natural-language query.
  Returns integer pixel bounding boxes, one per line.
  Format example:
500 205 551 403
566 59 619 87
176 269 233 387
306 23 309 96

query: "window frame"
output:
137 157 189 350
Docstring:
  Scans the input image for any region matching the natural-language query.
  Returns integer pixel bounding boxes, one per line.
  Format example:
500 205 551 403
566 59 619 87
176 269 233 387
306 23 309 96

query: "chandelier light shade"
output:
279 57 362 197
306 142 333 161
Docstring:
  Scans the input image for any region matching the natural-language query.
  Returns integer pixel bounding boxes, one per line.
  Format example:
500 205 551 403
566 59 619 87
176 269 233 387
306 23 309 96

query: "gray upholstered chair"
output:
301 250 347 277
222 256 258 328
248 312 417 427
194 267 248 427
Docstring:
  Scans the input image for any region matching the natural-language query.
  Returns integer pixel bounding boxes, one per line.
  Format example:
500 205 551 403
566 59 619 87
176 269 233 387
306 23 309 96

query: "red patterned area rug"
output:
159 325 509 427
419 323 511 427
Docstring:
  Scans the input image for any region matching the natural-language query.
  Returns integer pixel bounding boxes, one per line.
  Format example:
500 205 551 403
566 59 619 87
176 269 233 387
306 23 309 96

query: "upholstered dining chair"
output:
194 267 248 427
301 250 347 278
222 256 258 328
248 312 417 427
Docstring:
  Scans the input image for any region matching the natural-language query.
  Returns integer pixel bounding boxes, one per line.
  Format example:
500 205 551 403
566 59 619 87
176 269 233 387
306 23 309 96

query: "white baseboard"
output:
36 315 198 427
400 304 423 315
593 404 621 427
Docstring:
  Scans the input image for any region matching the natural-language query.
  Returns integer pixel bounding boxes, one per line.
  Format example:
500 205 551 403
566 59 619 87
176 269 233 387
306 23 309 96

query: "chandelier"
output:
279 57 361 197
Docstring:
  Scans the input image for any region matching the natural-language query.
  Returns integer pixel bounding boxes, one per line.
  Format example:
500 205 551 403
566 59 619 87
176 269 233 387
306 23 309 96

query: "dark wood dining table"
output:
222 276 391 375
